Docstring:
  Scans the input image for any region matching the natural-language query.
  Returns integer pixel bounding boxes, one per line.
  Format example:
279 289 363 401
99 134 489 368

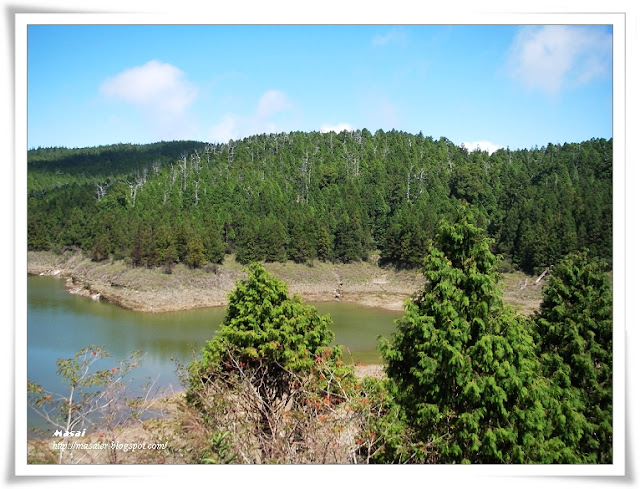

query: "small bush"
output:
496 256 515 273
186 263 360 462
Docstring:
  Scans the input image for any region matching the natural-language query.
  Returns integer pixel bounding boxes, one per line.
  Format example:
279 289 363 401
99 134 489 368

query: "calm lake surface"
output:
27 275 401 433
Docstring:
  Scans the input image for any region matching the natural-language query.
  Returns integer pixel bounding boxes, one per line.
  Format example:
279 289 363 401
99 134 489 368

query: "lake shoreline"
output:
27 250 544 316
27 250 424 314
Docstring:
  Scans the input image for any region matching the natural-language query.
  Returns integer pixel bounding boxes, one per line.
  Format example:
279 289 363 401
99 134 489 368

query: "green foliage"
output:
202 221 225 264
91 233 111 262
26 132 615 464
235 221 261 264
352 376 434 464
184 234 206 269
379 206 556 463
186 263 357 462
333 213 365 263
380 199 441 268
153 222 178 269
535 251 613 463
316 224 333 262
131 224 154 267
287 209 317 263
27 134 612 274
199 431 238 464
259 215 288 262
189 263 352 405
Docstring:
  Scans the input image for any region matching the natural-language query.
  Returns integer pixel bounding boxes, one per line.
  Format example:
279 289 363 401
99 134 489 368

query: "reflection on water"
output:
26 275 402 433
312 302 400 364
28 276 224 392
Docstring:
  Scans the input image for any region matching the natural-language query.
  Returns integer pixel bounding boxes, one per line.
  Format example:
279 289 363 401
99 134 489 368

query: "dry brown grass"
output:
27 365 390 465
500 270 545 316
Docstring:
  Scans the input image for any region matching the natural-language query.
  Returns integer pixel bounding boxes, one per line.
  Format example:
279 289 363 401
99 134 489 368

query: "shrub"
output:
187 263 357 462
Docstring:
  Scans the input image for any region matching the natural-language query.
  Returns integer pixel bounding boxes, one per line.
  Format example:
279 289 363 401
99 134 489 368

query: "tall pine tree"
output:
535 250 613 463
380 205 554 463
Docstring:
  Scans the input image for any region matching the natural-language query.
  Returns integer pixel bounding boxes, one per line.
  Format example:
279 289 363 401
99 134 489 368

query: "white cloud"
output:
361 88 403 131
461 141 504 155
100 60 198 113
257 90 292 119
208 90 293 143
209 114 240 144
100 60 199 140
505 25 611 96
372 27 407 47
320 122 354 133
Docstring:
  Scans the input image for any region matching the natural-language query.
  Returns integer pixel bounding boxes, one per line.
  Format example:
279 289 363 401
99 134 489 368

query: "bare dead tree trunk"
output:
406 165 414 202
179 153 188 193
301 150 311 204
191 150 201 173
95 182 111 201
125 171 146 208
417 168 426 196
535 270 548 286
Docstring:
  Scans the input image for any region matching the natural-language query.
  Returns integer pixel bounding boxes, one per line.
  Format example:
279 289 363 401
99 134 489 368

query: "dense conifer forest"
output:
27 130 612 274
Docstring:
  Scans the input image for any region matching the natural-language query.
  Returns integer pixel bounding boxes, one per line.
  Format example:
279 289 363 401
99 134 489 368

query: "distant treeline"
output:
27 130 612 274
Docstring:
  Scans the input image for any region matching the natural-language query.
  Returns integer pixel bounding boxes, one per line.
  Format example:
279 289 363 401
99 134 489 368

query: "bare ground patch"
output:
28 251 424 313
500 270 545 316
27 251 543 315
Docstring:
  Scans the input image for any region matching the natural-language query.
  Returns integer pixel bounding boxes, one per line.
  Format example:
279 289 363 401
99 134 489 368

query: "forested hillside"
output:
27 130 612 274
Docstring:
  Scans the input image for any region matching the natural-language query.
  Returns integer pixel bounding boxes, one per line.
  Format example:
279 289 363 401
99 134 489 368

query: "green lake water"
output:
26 275 401 433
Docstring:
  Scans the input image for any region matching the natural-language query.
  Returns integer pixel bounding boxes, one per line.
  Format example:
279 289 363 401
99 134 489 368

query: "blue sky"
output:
27 24 613 152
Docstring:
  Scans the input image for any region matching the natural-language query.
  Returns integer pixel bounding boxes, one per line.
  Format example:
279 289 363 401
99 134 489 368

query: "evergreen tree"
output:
259 215 288 263
131 224 154 267
333 213 363 263
59 207 88 249
189 263 352 424
379 202 436 269
202 221 225 264
535 250 613 463
316 224 333 262
235 221 261 264
153 222 178 270
193 263 340 383
27 135 612 273
184 233 206 269
380 205 552 463
27 211 52 251
288 213 316 264
91 232 111 262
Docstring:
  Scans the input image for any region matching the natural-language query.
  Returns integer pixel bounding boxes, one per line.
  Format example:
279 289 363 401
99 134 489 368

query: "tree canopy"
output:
189 263 351 408
28 132 612 275
534 251 613 463
377 206 613 463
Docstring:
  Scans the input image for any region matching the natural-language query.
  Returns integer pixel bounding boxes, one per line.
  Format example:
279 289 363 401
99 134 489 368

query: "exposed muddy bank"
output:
27 251 424 313
28 250 543 315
